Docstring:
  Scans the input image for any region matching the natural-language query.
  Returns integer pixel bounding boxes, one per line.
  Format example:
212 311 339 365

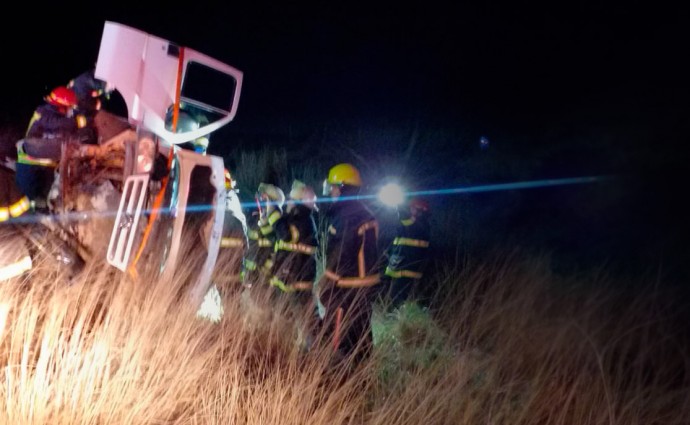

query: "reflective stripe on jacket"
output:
386 214 430 279
245 209 280 278
259 210 282 235
324 269 380 288
272 204 318 288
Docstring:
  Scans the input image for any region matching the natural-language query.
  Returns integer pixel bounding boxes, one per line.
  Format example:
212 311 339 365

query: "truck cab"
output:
90 21 243 305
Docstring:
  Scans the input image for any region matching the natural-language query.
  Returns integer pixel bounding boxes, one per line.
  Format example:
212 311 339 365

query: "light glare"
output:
378 183 405 207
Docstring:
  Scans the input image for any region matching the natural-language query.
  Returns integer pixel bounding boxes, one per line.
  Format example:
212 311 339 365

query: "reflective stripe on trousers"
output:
392 237 429 248
384 267 423 279
0 196 31 222
274 240 316 255
270 276 312 293
220 237 244 248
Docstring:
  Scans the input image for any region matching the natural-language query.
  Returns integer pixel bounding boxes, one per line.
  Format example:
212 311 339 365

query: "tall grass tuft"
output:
232 148 290 197
0 244 687 424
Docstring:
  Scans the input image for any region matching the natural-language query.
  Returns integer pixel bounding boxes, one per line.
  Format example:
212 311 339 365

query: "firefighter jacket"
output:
244 208 282 277
19 104 86 173
69 70 106 114
26 104 83 141
270 204 318 292
16 104 78 202
323 200 380 288
385 213 431 279
68 70 106 145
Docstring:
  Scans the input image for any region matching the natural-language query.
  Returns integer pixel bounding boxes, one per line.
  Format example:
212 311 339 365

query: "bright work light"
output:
378 183 405 207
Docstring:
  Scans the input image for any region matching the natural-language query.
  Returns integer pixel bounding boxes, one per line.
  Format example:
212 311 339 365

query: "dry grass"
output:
0 244 688 424
232 148 290 196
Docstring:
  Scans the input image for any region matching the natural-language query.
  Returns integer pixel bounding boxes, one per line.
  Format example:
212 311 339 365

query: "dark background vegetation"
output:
1 3 688 284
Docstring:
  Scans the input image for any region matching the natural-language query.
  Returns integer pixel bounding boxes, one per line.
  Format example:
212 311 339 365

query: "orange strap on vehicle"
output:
128 147 174 279
128 46 186 280
171 46 185 133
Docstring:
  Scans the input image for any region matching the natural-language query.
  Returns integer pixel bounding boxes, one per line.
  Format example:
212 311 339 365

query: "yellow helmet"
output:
327 163 362 187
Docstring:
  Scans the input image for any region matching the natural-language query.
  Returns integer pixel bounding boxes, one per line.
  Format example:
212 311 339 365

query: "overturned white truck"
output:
56 21 243 305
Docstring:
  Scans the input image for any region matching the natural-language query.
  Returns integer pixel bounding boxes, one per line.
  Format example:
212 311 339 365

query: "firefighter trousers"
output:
317 284 375 365
387 276 418 310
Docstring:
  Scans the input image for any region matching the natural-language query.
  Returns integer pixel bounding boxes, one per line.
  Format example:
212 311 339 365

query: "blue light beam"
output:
1 175 610 225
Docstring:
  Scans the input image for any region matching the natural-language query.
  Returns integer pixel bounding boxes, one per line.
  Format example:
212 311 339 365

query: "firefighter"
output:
16 86 83 211
317 163 380 363
270 180 319 294
214 168 248 292
0 147 32 282
384 198 431 310
67 69 110 145
243 183 284 287
25 86 81 139
269 181 319 349
164 105 210 154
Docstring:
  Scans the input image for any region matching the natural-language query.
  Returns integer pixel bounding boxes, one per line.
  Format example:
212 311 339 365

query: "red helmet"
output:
45 86 78 108
409 198 430 213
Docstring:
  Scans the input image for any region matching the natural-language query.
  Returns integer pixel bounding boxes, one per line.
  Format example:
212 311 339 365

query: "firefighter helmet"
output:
68 70 108 100
45 86 78 108
327 163 362 187
290 180 318 211
68 70 109 112
257 183 285 210
289 180 306 200
409 198 430 213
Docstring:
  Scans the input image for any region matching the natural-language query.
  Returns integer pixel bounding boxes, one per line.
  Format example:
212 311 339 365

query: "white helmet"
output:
289 180 317 211
257 183 285 211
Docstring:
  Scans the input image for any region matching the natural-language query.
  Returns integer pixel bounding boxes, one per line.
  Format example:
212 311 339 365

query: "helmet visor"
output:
322 179 333 197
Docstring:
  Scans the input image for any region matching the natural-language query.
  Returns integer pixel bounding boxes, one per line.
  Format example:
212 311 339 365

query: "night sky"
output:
3 4 686 136
2 3 688 279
